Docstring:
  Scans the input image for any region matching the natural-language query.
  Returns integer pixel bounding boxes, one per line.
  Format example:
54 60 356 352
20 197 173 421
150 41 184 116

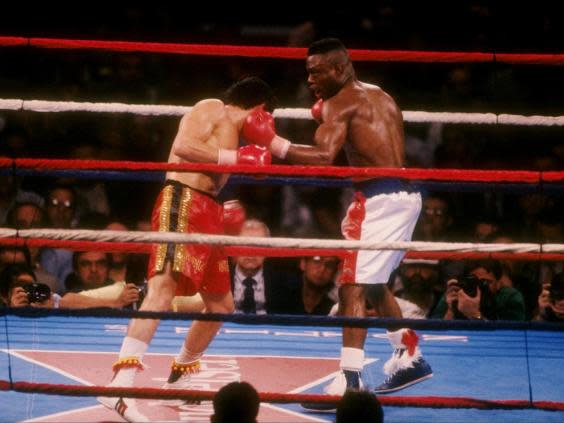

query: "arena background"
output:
1 4 564 422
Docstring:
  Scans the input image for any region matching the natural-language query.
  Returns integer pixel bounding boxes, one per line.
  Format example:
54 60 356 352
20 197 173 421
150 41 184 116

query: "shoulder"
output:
497 286 524 302
184 99 226 123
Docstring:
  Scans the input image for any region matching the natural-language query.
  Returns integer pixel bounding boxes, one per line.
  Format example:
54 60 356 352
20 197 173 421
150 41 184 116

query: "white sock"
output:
109 337 148 387
340 347 364 371
176 344 203 364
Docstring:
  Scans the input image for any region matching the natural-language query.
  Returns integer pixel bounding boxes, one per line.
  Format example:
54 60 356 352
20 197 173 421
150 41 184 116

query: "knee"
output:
365 284 389 303
207 302 234 314
144 280 176 310
204 294 235 314
339 284 365 306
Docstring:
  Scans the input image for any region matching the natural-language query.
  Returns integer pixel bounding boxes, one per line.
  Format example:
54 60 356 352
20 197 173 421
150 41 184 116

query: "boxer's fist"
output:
223 200 246 235
311 99 324 123
237 144 271 165
218 145 271 165
242 107 276 147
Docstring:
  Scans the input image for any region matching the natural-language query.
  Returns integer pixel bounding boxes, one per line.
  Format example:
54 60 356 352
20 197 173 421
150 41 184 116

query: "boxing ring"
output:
1 37 564 423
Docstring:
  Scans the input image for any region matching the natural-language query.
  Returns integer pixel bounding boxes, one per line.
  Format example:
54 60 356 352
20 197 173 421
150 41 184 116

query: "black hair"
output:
308 38 347 56
0 263 36 299
0 245 32 267
464 259 503 280
212 381 259 423
336 390 384 423
223 76 276 113
71 250 112 271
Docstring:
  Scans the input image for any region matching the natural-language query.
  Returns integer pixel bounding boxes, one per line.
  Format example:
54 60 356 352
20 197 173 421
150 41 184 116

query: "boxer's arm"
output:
285 119 347 165
171 99 226 163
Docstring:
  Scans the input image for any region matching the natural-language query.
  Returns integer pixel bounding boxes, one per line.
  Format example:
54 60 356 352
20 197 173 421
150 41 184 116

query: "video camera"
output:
22 282 51 303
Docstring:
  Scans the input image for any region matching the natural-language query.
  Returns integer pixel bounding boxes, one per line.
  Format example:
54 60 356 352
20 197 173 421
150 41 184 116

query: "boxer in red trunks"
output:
98 77 274 422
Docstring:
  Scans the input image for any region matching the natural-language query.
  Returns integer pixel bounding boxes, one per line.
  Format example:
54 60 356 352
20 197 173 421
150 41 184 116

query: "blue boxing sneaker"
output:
300 369 364 412
373 356 433 394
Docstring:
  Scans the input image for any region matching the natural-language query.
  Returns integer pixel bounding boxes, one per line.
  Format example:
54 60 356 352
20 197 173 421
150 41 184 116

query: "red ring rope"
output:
2 36 564 65
1 380 563 411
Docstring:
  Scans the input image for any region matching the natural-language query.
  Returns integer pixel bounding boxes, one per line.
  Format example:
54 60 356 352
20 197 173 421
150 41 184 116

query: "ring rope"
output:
2 237 563 262
4 307 564 331
1 380 563 411
2 228 563 254
2 36 564 65
2 98 564 126
3 158 563 182
4 34 563 419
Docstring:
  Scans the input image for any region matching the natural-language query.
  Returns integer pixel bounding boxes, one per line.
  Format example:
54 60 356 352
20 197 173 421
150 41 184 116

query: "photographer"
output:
61 251 141 309
1 263 60 308
535 272 564 322
431 260 526 321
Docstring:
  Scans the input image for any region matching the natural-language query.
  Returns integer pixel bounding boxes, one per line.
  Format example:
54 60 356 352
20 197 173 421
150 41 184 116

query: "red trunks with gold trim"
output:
147 181 230 296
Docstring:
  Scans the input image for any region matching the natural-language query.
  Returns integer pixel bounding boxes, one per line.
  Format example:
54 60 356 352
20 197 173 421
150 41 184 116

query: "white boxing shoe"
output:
97 396 150 422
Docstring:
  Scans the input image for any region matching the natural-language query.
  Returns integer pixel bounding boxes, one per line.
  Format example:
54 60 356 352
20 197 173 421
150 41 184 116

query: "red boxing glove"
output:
218 144 271 165
242 107 276 147
223 199 246 235
311 98 324 123
237 144 271 165
242 107 292 159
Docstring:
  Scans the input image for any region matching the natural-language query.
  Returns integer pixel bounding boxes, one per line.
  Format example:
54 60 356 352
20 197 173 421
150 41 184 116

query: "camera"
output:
457 274 488 297
452 274 495 320
22 283 52 303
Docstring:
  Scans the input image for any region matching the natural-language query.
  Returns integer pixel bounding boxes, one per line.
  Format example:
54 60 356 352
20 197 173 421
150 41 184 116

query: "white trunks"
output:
339 179 421 285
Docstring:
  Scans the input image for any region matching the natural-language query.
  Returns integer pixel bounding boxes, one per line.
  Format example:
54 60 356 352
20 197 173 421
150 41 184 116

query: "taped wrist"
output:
218 148 237 165
270 136 291 159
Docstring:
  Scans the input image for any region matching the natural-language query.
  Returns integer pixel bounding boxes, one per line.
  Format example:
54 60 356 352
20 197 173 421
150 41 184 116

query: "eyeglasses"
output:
49 198 73 209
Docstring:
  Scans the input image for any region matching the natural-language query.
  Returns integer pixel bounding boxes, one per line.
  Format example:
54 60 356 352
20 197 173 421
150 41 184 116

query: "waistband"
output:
353 178 420 197
164 179 217 202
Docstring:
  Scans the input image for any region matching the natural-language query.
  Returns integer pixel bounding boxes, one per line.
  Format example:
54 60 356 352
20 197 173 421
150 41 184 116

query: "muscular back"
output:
332 82 404 168
166 99 239 196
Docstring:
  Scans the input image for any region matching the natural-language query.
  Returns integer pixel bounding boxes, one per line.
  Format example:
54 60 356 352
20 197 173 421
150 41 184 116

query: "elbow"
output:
318 151 336 165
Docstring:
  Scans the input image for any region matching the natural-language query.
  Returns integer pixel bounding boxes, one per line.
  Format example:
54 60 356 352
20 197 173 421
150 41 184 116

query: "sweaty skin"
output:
127 98 252 348
166 99 241 196
285 53 404 169
286 49 405 348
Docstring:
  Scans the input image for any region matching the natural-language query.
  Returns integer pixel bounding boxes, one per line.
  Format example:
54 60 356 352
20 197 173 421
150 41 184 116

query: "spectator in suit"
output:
231 219 287 314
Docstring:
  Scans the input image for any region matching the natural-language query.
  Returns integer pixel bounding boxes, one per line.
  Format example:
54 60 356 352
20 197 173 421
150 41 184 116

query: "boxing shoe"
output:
300 370 364 412
159 361 201 406
97 396 150 422
373 357 433 394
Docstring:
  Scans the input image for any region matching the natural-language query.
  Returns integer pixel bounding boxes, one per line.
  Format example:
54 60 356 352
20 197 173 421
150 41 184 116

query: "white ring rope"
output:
2 228 563 254
2 98 564 126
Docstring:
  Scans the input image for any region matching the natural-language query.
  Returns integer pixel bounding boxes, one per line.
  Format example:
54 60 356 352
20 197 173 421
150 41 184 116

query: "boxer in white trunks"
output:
242 38 432 410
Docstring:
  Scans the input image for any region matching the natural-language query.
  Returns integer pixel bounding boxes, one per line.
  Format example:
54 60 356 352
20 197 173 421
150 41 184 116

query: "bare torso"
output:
286 80 404 168
165 99 239 196
329 81 404 167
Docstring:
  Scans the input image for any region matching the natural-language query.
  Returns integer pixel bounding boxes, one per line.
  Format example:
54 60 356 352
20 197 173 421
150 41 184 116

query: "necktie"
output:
242 277 257 314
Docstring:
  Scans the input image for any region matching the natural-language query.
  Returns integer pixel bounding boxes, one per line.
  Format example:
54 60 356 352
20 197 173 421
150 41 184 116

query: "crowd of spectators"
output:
0 9 562 324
